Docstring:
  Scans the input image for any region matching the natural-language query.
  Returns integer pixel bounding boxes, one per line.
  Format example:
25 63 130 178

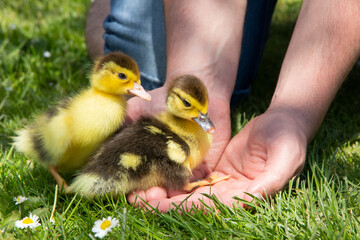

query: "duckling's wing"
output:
14 101 72 166
69 117 191 197
122 117 192 190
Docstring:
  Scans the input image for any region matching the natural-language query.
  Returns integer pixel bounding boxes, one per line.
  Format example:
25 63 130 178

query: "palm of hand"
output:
127 108 307 212
212 110 307 207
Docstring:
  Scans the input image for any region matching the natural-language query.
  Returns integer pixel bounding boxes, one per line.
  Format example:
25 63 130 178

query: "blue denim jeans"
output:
104 0 277 108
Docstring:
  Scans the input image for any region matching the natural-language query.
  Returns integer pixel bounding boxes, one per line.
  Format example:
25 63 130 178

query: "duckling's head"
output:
166 75 215 134
90 52 151 101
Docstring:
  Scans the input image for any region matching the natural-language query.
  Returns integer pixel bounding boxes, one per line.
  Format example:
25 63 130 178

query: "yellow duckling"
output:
14 51 151 190
69 74 231 198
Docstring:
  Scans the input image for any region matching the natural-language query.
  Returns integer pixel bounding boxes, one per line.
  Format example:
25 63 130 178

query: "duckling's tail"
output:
13 128 37 157
68 173 129 198
67 173 100 198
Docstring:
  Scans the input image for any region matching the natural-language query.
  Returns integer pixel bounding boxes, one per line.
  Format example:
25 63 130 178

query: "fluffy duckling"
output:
69 74 230 198
14 51 151 190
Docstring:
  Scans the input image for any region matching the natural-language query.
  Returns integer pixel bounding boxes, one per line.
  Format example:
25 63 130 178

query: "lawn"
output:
1 0 360 239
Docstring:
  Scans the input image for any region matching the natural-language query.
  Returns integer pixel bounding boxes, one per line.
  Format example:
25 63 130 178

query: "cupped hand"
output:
128 107 307 212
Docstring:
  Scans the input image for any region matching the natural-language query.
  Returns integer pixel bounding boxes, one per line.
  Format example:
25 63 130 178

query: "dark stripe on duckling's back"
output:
31 132 51 164
46 98 71 118
81 116 190 187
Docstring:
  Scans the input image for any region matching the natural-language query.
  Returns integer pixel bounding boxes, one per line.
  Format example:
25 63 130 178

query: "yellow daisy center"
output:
23 218 34 224
100 220 111 230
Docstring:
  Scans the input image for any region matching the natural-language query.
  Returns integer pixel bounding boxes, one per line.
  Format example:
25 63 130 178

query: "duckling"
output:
69 74 230 198
13 51 151 190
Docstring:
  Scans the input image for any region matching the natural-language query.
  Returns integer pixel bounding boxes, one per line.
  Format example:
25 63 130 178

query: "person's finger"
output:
128 187 168 205
137 174 244 212
127 190 147 206
145 189 218 212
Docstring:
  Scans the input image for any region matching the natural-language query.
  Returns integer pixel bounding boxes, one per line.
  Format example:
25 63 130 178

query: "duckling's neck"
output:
91 88 126 102
158 112 212 170
158 112 202 138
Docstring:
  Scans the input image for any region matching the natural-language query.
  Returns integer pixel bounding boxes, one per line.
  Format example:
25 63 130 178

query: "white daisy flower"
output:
43 51 51 58
13 196 28 205
92 216 119 239
0 228 4 233
15 213 41 229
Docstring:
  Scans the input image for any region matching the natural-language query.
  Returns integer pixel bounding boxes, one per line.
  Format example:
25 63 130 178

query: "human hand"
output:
128 107 307 211
214 107 307 203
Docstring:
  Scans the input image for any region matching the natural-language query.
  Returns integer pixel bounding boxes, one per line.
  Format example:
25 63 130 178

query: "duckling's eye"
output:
182 99 191 107
118 73 127 80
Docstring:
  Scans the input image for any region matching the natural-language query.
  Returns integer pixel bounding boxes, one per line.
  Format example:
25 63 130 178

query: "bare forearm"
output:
270 0 360 141
162 0 247 103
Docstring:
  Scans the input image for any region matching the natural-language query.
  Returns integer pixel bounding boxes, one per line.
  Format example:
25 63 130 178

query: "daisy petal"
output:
13 196 28 205
15 213 41 229
92 216 119 239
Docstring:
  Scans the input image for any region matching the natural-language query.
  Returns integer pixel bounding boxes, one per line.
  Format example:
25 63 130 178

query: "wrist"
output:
267 101 317 142
163 1 247 106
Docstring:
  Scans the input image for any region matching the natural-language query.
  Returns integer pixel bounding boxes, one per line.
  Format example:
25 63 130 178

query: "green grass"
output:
1 0 360 239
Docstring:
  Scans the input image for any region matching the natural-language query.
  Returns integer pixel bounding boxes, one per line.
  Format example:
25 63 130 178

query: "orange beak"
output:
128 82 152 101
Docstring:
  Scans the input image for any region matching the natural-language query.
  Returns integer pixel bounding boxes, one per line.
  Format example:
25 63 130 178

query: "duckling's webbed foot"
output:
183 174 231 192
48 166 69 193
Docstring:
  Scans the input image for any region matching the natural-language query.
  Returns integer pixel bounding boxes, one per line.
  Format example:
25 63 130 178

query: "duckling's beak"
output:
193 112 215 134
128 82 152 101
